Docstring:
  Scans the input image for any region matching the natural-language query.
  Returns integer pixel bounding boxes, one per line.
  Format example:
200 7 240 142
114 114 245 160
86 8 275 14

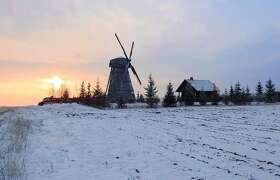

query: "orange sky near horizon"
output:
0 69 109 106
0 27 116 106
0 33 109 106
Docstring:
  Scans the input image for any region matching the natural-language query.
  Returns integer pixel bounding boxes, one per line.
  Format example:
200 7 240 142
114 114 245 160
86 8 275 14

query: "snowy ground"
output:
1 104 280 180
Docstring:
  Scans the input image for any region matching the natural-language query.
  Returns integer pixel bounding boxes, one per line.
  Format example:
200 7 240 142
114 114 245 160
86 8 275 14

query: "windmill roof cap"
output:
109 57 128 67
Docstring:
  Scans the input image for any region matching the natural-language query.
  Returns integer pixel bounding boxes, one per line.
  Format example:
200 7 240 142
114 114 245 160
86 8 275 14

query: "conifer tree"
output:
79 81 86 99
92 80 108 107
256 81 264 103
93 80 103 97
234 82 242 97
144 74 160 108
163 82 177 107
86 83 92 99
233 82 242 104
229 85 234 102
265 79 276 103
245 86 250 97
62 88 70 100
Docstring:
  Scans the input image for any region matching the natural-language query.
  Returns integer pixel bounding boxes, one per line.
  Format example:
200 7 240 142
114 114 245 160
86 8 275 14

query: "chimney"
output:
190 77 194 80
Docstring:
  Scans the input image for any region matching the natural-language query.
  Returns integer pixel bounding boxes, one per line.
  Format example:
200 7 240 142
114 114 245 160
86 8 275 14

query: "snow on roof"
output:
186 80 216 91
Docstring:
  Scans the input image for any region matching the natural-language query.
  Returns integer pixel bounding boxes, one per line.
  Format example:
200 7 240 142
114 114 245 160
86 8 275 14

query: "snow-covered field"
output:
1 104 280 180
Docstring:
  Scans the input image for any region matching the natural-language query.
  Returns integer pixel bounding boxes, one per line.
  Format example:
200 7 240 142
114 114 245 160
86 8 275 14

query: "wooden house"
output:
176 77 218 101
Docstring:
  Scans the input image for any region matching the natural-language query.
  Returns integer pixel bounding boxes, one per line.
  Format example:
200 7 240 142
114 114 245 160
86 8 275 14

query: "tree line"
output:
40 76 280 108
222 79 280 105
77 80 108 107
39 80 108 107
136 77 280 108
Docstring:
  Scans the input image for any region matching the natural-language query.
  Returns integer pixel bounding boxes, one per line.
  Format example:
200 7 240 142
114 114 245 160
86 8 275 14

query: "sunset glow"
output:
44 76 64 90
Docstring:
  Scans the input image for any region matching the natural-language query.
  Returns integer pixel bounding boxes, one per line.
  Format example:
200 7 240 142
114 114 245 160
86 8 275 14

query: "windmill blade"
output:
115 33 129 60
130 64 142 85
129 41 134 60
105 71 112 95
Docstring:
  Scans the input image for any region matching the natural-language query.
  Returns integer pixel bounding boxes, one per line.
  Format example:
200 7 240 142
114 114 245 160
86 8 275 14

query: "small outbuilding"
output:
176 77 219 101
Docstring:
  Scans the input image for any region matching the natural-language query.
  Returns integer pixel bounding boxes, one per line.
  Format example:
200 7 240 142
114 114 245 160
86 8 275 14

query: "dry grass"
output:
0 114 31 180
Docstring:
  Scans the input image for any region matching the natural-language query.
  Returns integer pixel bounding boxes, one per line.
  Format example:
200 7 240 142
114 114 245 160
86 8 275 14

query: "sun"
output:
46 76 64 90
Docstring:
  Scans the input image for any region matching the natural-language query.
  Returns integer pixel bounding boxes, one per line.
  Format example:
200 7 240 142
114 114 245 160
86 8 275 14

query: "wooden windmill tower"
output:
105 33 142 102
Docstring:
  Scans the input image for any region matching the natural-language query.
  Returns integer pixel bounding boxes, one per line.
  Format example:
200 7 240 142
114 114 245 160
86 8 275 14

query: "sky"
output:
0 0 280 106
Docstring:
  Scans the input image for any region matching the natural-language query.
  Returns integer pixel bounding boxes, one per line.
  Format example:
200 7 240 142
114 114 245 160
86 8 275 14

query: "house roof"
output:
176 79 217 92
186 80 216 91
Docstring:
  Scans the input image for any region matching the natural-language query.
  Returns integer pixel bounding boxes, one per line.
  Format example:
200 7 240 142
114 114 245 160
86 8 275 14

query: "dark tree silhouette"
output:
62 88 70 100
93 80 103 97
265 79 276 103
256 81 264 103
86 83 92 99
92 80 108 107
79 81 86 99
233 82 242 104
163 82 177 107
229 85 234 103
144 74 160 108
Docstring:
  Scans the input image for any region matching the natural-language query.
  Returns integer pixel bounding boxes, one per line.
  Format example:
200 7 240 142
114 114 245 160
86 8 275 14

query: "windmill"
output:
105 33 142 102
